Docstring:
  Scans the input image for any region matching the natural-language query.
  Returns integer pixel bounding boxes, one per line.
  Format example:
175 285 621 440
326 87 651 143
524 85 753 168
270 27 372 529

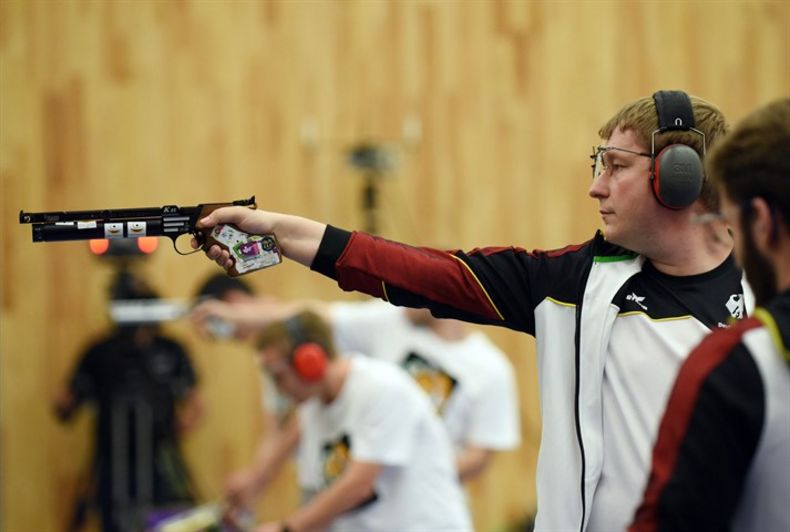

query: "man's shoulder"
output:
699 317 761 350
681 317 763 377
657 318 766 429
349 357 428 400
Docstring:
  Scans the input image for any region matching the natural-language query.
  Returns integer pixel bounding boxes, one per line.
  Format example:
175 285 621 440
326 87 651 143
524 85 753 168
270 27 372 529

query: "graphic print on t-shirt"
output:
401 351 458 414
322 433 351 486
321 433 378 510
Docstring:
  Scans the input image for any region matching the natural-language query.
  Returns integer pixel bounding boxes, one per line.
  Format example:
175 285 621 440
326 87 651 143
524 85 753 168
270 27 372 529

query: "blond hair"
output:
256 310 337 360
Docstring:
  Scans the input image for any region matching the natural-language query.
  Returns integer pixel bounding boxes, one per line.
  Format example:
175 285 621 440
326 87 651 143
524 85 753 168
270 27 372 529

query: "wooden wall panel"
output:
1 0 787 530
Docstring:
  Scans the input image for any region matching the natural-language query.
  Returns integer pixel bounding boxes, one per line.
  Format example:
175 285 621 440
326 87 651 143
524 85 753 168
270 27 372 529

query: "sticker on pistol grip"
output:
211 225 281 273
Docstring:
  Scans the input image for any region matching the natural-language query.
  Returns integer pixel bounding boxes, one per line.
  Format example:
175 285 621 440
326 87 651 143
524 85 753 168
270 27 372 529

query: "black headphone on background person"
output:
650 90 706 210
282 315 328 382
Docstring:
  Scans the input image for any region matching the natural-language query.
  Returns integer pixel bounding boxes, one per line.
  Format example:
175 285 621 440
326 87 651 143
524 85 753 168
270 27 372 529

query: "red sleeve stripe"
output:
631 317 763 531
469 242 587 259
334 231 504 321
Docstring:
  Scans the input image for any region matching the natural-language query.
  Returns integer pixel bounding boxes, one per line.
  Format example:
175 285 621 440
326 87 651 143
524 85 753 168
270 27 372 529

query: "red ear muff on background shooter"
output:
282 315 328 382
291 342 328 382
650 90 706 210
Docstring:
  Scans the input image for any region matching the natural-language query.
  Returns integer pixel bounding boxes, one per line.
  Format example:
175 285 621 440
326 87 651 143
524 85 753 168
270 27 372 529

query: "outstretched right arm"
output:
196 207 597 335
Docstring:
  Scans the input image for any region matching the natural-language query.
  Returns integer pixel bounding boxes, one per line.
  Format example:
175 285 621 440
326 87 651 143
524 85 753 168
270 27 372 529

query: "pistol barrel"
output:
30 219 172 242
20 196 256 243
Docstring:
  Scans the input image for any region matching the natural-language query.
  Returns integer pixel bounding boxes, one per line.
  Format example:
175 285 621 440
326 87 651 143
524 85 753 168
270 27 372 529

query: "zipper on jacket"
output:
573 249 595 532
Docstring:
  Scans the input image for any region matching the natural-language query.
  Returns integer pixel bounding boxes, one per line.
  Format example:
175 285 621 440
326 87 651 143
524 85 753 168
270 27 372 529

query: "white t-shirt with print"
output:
330 299 520 452
297 356 472 531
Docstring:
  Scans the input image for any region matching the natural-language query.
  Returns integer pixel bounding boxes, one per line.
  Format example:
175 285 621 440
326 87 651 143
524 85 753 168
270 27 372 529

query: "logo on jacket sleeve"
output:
626 292 648 311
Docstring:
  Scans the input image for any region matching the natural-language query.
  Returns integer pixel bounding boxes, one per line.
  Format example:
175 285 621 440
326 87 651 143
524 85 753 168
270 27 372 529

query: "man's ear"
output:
749 197 776 251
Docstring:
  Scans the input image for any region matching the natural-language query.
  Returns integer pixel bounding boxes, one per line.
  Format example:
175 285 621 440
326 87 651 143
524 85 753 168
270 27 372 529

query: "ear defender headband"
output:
651 90 706 210
282 315 328 382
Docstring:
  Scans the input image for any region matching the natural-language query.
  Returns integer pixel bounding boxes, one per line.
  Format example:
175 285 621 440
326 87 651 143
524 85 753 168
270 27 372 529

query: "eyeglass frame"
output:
589 146 652 180
591 126 708 181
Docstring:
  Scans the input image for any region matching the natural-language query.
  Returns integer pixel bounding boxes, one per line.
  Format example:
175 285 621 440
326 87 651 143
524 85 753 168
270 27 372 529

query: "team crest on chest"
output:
726 293 744 319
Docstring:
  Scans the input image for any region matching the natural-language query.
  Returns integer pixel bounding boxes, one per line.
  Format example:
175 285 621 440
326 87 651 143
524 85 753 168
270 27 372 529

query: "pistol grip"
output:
204 224 282 277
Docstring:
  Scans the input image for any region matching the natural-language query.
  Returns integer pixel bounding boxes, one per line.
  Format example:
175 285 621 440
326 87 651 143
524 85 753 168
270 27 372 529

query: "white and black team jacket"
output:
632 290 790 532
311 227 752 532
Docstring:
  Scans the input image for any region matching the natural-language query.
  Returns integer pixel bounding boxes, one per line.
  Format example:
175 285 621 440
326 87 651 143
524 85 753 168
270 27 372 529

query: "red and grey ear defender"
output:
650 90 706 210
282 316 328 382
